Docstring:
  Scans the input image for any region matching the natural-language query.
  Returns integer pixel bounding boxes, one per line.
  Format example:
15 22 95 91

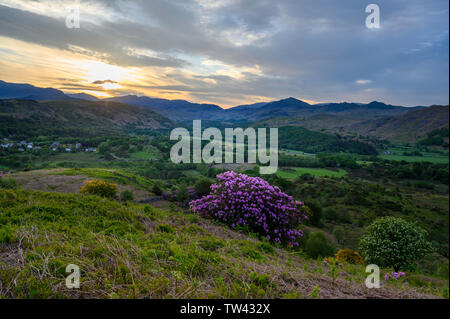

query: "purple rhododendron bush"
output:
189 171 308 246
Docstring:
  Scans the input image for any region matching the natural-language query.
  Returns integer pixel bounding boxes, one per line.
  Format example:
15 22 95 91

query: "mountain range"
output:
1 80 448 142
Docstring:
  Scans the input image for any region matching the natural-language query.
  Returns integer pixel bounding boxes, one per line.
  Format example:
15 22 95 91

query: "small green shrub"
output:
194 178 212 197
177 185 189 203
305 232 334 259
304 200 322 227
120 189 134 201
152 183 163 196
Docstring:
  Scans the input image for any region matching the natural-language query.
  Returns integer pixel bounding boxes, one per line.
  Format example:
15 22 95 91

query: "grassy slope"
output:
8 168 154 202
277 167 348 179
348 105 449 143
0 189 446 299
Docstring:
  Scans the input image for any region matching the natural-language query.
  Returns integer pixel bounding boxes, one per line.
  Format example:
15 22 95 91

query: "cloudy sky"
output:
0 0 448 108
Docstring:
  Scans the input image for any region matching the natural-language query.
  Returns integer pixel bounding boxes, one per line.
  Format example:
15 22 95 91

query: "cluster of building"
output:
1 139 97 153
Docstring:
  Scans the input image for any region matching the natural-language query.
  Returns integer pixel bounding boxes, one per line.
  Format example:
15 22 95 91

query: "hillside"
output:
105 95 224 122
0 80 71 101
275 126 378 155
0 99 174 138
0 188 445 299
348 105 450 143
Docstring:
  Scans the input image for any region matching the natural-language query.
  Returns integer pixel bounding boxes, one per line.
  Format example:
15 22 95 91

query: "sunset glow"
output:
0 0 448 107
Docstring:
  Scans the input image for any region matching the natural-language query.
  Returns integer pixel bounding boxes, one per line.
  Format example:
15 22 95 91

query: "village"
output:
0 138 97 154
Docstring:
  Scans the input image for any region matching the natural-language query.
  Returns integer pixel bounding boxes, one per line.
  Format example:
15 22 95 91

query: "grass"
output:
130 151 156 160
381 146 449 164
280 149 316 157
130 146 160 160
276 167 348 178
0 188 446 299
380 154 449 164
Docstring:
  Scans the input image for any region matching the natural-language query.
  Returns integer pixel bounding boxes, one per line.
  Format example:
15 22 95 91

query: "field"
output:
276 167 348 178
380 154 449 164
280 149 316 157
381 146 449 164
130 146 160 160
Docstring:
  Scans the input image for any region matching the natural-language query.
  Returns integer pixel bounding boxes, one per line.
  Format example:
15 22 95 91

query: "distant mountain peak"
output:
66 93 99 101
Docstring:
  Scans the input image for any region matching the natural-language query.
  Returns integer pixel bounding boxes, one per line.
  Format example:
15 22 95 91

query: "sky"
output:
0 0 448 108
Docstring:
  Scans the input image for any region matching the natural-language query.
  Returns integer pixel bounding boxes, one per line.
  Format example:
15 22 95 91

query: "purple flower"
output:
189 171 308 246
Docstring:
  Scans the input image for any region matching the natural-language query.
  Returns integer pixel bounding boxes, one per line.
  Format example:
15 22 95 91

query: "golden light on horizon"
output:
0 36 278 107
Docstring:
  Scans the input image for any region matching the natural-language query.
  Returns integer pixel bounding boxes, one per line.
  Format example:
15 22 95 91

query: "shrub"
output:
335 248 364 264
79 180 117 198
120 189 134 201
332 227 345 244
304 200 322 227
189 171 308 246
437 262 449 280
323 208 338 221
359 217 432 271
194 178 213 197
177 185 189 203
152 183 163 196
305 232 334 259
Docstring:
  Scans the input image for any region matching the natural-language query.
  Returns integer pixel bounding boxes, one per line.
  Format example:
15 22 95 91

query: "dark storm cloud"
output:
0 0 448 106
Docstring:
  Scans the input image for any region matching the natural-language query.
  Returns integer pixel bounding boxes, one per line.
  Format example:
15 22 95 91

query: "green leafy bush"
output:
152 183 163 196
359 217 432 271
194 178 213 197
304 200 322 227
120 189 134 201
305 232 334 259
177 185 189 203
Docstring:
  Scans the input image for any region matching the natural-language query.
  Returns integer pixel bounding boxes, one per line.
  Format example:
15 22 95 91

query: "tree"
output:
305 232 334 259
359 217 432 271
98 142 110 155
